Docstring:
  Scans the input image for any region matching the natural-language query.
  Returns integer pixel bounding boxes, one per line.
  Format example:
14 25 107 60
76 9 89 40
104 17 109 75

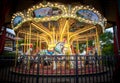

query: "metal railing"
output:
0 55 115 83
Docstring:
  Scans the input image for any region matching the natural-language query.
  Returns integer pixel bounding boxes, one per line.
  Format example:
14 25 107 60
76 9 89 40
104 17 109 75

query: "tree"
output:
100 31 114 55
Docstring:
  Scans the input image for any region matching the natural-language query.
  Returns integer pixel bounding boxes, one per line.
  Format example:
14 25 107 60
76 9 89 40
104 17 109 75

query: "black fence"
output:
0 55 115 83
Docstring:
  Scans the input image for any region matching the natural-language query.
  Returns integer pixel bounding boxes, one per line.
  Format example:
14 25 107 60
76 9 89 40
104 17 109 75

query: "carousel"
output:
11 2 107 74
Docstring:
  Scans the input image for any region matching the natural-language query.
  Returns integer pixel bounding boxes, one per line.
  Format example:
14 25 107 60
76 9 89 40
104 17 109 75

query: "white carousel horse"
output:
37 42 65 70
38 42 74 70
52 42 65 70
52 42 76 70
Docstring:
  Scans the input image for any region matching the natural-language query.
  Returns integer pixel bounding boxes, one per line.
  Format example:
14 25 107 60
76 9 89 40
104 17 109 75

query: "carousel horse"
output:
17 54 25 67
37 42 72 70
36 42 65 70
52 42 65 70
54 42 65 55
35 50 53 67
17 48 34 69
54 42 75 69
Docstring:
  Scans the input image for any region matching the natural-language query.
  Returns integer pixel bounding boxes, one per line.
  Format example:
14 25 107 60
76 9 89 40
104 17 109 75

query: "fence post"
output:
36 55 40 83
76 55 78 83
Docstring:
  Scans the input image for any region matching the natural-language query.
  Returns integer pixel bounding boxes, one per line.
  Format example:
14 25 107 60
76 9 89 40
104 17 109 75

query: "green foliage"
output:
33 42 37 49
17 39 24 47
100 31 113 44
1 51 16 57
88 40 94 46
79 43 86 53
100 31 114 55
78 31 114 55
102 44 114 55
18 39 24 44
79 40 93 53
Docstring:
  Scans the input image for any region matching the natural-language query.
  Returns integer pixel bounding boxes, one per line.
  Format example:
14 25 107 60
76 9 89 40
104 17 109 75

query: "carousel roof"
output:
3 0 116 29
10 2 107 46
11 2 106 31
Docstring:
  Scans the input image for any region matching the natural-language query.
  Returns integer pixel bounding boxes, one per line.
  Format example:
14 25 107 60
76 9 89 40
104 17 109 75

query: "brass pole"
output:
37 33 38 52
86 37 88 55
15 32 19 67
39 37 41 51
96 28 101 55
60 20 68 41
29 23 31 53
28 23 32 70
53 27 55 44
24 35 26 53
94 36 97 50
26 32 28 52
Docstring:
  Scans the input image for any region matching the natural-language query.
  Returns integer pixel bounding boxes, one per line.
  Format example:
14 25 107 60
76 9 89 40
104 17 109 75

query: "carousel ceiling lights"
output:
11 2 107 32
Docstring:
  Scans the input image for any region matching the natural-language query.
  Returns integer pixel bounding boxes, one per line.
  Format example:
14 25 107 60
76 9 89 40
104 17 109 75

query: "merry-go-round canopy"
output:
11 2 107 51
